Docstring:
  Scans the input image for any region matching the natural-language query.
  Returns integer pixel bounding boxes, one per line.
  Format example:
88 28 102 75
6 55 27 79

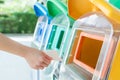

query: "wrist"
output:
18 45 30 58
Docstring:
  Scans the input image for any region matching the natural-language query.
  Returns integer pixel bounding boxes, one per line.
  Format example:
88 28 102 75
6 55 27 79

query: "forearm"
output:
0 33 29 57
0 33 53 69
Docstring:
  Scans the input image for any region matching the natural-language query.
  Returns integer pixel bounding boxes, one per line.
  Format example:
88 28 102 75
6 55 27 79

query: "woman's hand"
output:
24 48 52 70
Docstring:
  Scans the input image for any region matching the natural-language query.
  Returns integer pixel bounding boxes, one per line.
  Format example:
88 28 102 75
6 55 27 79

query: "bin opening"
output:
73 32 104 73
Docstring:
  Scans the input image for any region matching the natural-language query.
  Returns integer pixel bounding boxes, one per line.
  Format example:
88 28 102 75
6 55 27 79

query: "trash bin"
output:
60 12 117 80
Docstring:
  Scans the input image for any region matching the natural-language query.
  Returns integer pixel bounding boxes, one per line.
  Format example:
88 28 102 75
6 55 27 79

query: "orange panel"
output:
67 30 81 63
68 0 100 19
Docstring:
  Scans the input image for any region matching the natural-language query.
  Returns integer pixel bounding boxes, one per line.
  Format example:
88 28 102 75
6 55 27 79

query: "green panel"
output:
56 31 64 49
109 0 120 9
46 25 57 49
47 0 67 17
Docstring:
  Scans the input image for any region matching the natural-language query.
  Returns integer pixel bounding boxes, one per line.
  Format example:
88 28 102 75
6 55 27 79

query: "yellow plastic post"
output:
89 0 120 24
108 38 120 80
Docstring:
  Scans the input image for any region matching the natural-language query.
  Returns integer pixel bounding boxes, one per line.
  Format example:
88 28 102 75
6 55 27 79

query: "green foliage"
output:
0 0 4 4
0 0 37 34
0 12 37 34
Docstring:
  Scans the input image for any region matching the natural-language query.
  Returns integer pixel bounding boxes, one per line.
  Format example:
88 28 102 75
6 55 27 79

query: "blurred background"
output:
0 0 67 80
0 0 37 80
0 0 37 34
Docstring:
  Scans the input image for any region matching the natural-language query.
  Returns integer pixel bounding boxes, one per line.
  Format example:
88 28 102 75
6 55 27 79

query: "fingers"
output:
45 54 53 60
42 57 51 65
36 61 51 70
33 62 48 70
34 65 44 70
42 51 53 60
40 57 52 67
32 51 53 70
36 55 52 70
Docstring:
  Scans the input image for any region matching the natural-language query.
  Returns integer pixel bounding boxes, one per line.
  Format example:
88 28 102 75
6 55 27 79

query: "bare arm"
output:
0 33 30 57
0 33 52 69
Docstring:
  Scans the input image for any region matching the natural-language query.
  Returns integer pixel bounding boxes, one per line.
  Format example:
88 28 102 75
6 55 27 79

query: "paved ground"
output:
0 34 34 80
